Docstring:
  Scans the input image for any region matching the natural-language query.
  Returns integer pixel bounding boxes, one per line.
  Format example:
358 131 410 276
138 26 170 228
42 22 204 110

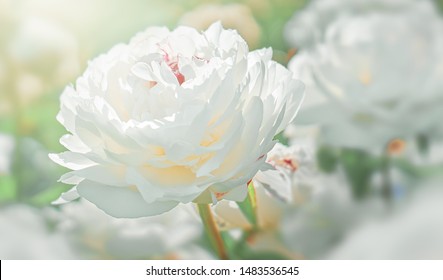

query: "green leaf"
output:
29 183 69 206
219 231 240 259
317 146 339 173
273 131 289 146
416 134 429 156
392 158 443 179
236 181 258 228
340 148 377 199
0 175 17 202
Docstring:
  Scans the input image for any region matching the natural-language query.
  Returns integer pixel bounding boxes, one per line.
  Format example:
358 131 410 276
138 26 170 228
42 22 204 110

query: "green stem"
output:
237 181 258 229
197 203 228 260
381 141 393 203
381 155 392 202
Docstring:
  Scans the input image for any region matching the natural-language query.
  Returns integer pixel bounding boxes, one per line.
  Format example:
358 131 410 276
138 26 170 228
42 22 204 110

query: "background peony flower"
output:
288 4 443 150
52 199 205 259
327 182 443 259
284 0 438 49
279 174 386 259
0 204 74 259
51 22 305 218
4 17 80 108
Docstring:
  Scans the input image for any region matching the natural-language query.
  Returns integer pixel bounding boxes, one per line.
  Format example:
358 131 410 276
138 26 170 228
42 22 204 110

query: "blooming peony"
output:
51 22 305 218
288 2 443 150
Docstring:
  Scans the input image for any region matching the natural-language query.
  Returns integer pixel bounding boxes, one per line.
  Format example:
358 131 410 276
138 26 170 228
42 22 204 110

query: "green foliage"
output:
273 131 289 146
316 146 339 173
0 175 17 203
339 148 378 199
416 134 430 156
221 230 290 260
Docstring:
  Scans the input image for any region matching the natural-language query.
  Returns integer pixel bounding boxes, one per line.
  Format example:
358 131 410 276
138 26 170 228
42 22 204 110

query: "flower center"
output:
162 51 185 85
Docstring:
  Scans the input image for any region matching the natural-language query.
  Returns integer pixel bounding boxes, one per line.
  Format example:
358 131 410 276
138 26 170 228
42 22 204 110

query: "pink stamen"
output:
283 158 298 172
162 50 185 85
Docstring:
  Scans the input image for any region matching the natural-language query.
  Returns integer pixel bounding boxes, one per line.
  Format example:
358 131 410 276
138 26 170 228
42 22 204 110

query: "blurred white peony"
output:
280 174 386 259
0 133 15 175
288 1 443 150
0 204 74 259
53 199 207 259
5 17 80 107
284 0 438 49
179 4 261 49
51 22 304 218
327 182 443 259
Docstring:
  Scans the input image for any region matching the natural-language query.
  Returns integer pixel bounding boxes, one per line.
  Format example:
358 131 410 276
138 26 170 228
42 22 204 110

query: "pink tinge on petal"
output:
145 81 158 88
283 158 298 172
267 155 298 172
214 191 228 200
162 50 185 85
174 70 185 85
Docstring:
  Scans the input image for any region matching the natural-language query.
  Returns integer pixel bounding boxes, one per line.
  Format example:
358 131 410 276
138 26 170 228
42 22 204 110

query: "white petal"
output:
49 152 96 170
222 185 248 202
52 186 80 205
76 180 178 218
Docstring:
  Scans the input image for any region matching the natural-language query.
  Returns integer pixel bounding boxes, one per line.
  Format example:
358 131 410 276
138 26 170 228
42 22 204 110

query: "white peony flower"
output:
327 182 443 259
50 22 305 218
288 4 443 150
53 199 203 259
0 204 74 259
284 0 438 49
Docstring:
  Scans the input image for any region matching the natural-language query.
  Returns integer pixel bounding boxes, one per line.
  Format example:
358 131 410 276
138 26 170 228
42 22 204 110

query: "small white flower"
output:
213 140 319 231
51 22 304 218
288 4 443 150
254 142 317 203
54 199 202 259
